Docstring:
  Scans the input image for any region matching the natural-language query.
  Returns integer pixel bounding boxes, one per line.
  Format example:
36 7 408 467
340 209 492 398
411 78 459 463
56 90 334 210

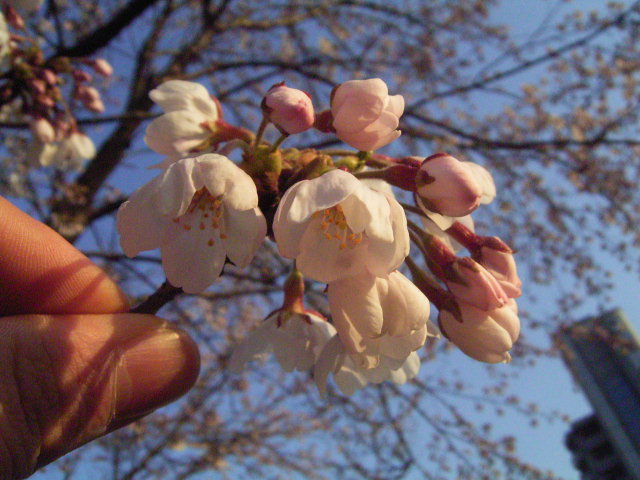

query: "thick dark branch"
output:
55 0 162 57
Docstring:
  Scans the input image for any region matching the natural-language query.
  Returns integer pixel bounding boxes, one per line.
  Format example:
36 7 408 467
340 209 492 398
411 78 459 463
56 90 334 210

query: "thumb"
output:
0 313 200 478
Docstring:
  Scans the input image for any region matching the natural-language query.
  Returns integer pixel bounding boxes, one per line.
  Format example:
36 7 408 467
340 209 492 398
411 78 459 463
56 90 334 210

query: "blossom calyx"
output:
330 78 404 151
262 82 315 135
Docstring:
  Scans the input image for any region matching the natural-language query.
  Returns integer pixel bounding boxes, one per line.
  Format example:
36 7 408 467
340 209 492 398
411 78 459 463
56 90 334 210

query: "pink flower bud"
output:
416 153 482 217
5 6 25 30
72 69 92 83
330 78 404 151
75 85 104 113
445 223 522 299
29 117 55 143
445 257 509 311
476 244 522 298
438 301 520 363
28 78 47 95
92 58 113 77
262 83 314 134
41 69 59 86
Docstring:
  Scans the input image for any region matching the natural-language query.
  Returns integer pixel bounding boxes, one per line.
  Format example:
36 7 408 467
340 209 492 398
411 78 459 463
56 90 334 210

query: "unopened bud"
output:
72 69 92 83
445 257 509 311
91 58 113 77
416 153 482 217
5 6 25 30
75 85 104 113
262 83 315 135
41 69 59 86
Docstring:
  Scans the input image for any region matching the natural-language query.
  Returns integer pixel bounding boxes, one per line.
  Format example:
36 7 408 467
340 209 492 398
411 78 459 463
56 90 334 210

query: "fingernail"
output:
113 328 200 423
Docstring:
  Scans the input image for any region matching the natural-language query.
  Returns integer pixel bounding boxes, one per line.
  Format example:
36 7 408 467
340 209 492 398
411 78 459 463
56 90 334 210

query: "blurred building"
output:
556 309 640 480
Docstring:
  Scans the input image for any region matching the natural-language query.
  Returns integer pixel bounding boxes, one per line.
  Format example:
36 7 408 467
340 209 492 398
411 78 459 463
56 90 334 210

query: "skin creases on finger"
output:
0 197 129 316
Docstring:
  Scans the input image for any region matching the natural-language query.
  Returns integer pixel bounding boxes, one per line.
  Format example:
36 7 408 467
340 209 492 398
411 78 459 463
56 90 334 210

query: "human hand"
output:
0 197 200 479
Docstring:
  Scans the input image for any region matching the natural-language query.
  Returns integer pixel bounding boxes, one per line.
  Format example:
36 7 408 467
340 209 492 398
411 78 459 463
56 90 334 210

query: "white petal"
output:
144 111 209 156
335 363 369 395
385 94 405 118
150 80 218 118
341 186 393 242
283 169 360 224
389 352 420 384
116 177 169 256
328 273 383 353
296 218 371 283
160 225 227 293
228 319 276 373
196 154 259 211
378 325 427 360
272 181 308 258
314 335 344 397
364 194 409 276
331 78 388 129
154 158 201 218
222 206 266 268
380 271 430 335
271 328 310 372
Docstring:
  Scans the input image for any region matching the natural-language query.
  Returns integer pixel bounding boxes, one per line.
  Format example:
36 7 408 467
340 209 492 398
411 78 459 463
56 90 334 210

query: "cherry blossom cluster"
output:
117 77 522 396
0 2 112 168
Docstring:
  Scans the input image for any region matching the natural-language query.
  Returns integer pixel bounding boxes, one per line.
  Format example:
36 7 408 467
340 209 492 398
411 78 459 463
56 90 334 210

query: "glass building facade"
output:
557 309 640 479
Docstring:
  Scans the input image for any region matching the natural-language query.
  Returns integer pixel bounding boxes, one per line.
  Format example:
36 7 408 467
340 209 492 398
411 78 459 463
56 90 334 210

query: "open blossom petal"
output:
161 221 228 293
144 110 211 157
150 80 220 118
328 271 430 358
314 336 421 397
438 301 520 363
145 80 221 163
230 312 335 373
116 153 266 293
273 169 409 283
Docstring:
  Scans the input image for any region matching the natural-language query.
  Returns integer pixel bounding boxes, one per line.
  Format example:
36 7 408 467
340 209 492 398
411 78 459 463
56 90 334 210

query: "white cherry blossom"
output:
229 311 336 373
327 271 430 367
314 336 421 396
273 169 409 283
116 153 267 293
144 80 222 163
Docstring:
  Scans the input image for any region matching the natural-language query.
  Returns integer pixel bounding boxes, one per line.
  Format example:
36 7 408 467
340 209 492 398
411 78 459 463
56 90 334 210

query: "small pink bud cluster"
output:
0 20 109 158
402 153 520 364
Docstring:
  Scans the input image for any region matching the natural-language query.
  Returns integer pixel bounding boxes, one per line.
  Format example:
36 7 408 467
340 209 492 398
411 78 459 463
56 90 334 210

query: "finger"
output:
0 312 200 478
0 197 129 315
